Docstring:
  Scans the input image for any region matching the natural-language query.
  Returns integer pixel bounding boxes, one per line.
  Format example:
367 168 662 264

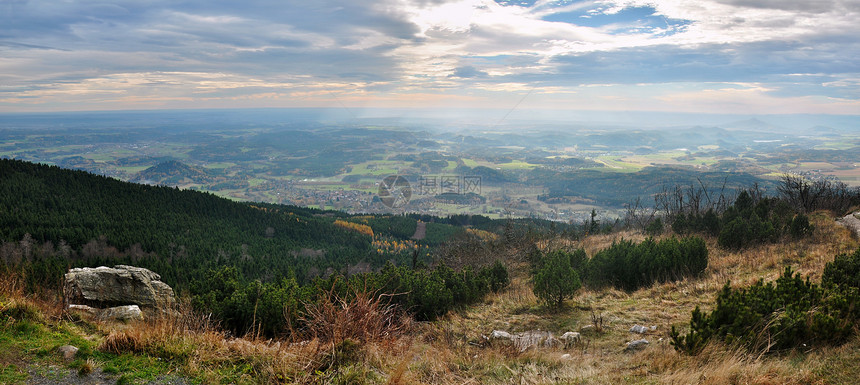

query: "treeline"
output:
191 261 509 337
629 174 859 250
532 166 771 207
406 213 574 236
672 248 860 354
671 190 812 249
585 236 708 291
533 236 708 303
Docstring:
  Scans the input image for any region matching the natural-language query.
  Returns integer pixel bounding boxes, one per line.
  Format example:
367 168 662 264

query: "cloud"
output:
0 0 858 114
450 66 489 78
711 0 860 14
0 41 70 51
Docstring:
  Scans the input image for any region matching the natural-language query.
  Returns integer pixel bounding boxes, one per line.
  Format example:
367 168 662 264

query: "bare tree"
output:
654 178 736 220
624 196 657 230
777 174 858 214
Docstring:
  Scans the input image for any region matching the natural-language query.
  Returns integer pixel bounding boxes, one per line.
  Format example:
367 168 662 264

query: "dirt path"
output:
837 211 860 238
411 220 426 240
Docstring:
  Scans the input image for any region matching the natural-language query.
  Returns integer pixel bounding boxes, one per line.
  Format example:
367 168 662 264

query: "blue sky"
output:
1 0 859 115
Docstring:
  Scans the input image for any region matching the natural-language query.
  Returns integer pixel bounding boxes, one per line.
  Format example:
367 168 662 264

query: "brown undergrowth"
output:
3 213 859 384
95 286 417 384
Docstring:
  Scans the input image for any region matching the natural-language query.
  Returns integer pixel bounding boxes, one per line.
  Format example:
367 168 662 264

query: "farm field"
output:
2 111 859 222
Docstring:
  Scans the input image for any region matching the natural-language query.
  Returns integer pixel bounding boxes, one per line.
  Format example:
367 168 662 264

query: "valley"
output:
3 110 858 223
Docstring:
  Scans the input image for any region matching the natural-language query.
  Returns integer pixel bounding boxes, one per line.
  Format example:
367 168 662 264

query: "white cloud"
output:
0 0 858 113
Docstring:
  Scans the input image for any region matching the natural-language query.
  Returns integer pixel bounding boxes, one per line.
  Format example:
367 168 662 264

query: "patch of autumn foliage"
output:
333 219 374 237
372 236 425 255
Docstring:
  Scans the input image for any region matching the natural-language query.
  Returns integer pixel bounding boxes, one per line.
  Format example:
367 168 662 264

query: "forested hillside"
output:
0 159 533 292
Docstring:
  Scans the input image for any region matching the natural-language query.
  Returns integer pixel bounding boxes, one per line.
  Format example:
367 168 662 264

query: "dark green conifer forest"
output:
0 159 527 336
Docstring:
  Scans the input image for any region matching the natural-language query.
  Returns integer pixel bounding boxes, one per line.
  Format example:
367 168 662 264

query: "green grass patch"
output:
815 340 860 384
0 303 180 385
814 141 858 150
0 364 27 384
593 157 642 173
81 152 127 162
348 161 403 176
94 352 174 383
496 160 538 170
248 178 267 187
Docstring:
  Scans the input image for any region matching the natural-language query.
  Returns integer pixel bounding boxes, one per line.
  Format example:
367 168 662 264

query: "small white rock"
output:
490 330 513 340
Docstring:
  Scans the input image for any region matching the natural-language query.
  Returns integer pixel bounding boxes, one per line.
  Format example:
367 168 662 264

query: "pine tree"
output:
533 250 581 308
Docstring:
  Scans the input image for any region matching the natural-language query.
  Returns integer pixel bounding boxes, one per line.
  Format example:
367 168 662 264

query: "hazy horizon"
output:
2 107 859 132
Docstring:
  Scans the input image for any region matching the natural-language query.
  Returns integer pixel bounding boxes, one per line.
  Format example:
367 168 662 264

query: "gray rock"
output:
625 339 649 352
513 330 555 352
67 304 99 316
57 345 78 361
542 336 562 349
64 265 175 311
629 324 657 334
837 211 860 239
68 303 145 321
490 330 513 340
491 330 576 351
99 305 144 321
561 331 581 348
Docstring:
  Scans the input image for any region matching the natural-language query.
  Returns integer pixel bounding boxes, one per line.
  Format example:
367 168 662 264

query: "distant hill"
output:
531 166 776 206
130 160 213 185
721 118 783 132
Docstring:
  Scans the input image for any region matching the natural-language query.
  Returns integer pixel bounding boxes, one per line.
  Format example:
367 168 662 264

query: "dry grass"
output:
654 343 820 385
91 287 421 384
5 214 860 384
302 285 412 345
77 358 96 376
391 215 860 385
0 271 64 326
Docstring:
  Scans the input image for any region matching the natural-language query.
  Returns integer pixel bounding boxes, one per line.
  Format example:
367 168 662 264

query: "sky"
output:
1 0 860 115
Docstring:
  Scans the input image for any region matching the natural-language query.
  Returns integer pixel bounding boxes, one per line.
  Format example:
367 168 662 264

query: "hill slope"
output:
0 159 486 289
2 218 859 384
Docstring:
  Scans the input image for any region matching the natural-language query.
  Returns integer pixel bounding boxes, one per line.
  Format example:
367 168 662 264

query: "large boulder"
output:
64 265 175 312
69 304 144 321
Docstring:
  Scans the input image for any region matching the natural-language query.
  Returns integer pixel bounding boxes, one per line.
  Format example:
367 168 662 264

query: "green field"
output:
496 160 538 170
